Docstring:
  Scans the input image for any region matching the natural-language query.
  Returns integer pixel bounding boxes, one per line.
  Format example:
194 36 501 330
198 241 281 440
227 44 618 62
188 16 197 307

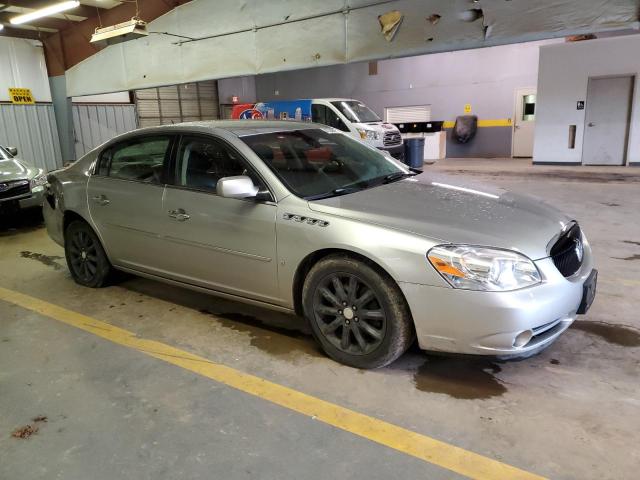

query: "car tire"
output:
64 220 113 288
302 255 415 369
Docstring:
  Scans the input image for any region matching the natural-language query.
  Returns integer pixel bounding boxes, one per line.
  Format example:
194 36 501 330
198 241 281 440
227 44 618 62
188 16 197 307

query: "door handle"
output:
91 194 110 206
168 209 190 221
588 122 596 127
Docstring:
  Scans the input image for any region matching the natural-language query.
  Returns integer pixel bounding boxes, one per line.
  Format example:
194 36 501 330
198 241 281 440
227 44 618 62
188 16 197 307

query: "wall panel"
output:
72 104 138 158
0 104 62 172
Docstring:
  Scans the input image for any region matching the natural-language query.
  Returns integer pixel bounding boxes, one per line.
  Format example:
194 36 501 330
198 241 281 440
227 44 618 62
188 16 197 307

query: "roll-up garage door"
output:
134 80 220 128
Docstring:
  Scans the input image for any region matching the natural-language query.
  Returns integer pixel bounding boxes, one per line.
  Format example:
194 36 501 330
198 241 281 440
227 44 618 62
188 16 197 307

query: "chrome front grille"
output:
383 131 402 146
0 179 30 201
550 224 583 277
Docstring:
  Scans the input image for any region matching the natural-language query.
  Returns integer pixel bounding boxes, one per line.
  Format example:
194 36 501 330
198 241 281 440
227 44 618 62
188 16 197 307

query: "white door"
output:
512 88 536 157
582 76 634 166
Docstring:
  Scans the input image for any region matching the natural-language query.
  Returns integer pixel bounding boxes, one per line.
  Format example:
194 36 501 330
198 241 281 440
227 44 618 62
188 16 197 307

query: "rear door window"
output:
100 136 172 184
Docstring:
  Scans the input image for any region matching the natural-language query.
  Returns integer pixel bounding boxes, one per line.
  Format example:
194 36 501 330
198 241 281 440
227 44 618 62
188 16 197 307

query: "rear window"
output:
98 136 171 184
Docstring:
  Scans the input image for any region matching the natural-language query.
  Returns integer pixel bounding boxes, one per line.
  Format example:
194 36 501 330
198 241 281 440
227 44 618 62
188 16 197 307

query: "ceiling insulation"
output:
66 0 640 97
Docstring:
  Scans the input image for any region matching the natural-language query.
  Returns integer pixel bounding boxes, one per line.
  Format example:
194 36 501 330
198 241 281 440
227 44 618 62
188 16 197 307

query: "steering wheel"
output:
319 159 342 174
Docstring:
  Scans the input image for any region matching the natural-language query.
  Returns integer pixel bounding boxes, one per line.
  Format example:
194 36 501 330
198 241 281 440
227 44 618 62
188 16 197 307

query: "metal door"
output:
512 88 536 157
582 76 634 165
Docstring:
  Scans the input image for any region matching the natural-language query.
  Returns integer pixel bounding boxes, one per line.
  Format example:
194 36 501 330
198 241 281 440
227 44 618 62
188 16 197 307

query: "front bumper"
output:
0 187 45 211
400 248 594 357
378 143 404 160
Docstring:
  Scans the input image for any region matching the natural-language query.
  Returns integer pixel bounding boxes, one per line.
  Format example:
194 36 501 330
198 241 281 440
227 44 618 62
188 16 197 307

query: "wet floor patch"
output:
201 310 321 358
572 321 640 347
614 254 640 261
19 251 64 270
413 357 507 400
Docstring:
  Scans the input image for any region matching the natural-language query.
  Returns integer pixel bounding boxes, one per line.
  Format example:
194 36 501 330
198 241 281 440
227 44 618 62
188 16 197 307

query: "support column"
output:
49 75 75 163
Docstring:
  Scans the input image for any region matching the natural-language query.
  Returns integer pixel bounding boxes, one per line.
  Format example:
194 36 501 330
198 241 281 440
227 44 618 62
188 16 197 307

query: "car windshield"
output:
242 128 411 200
331 101 381 124
0 146 12 160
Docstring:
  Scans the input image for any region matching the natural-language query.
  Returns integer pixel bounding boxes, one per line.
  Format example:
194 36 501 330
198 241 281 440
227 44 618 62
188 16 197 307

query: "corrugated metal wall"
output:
72 104 138 158
135 80 219 127
0 104 62 172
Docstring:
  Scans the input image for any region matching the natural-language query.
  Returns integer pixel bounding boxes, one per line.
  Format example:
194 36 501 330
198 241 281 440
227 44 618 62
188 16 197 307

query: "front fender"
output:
276 198 449 308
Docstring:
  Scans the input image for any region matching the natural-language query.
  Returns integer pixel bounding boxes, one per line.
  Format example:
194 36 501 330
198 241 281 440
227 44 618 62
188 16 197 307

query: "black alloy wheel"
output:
313 273 387 355
68 229 99 283
303 255 414 369
64 220 112 288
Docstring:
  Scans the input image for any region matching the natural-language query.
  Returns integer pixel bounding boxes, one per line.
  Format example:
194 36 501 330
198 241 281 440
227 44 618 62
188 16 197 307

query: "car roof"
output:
125 120 321 138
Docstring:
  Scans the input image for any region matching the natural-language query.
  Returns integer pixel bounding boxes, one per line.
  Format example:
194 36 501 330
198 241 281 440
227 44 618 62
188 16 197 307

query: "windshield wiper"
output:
381 172 415 184
306 187 362 201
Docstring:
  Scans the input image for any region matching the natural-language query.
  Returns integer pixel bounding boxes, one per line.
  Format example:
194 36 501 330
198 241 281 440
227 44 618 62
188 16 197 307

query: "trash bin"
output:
403 137 425 169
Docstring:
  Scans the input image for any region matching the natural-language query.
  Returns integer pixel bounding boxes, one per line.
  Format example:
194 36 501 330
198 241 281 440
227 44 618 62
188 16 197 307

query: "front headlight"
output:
30 171 47 189
427 245 541 291
357 128 380 141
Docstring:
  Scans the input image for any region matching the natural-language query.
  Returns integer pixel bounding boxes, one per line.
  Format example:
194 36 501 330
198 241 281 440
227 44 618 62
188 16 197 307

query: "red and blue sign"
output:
231 100 313 121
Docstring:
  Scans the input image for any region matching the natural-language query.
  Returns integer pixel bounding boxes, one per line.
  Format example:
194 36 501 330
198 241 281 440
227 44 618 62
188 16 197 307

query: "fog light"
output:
513 330 533 348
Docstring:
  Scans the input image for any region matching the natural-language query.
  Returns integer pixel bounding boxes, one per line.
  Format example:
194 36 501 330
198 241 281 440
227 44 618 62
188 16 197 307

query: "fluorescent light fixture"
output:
10 1 80 25
90 18 148 47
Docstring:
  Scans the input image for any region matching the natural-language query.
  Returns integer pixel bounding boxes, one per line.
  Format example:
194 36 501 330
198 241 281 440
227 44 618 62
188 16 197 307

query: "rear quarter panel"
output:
44 153 97 247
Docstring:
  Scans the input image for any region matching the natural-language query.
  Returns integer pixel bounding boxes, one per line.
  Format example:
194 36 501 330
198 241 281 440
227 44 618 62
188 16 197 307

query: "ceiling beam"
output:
42 0 191 76
0 25 43 40
1 1 105 19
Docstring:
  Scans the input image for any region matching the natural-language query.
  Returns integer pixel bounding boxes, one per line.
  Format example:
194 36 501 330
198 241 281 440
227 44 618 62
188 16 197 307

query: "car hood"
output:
308 172 573 260
0 158 38 181
353 121 399 133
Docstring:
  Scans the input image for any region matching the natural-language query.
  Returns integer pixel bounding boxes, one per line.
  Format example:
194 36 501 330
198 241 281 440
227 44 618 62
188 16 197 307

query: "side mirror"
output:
216 175 261 199
7 147 18 157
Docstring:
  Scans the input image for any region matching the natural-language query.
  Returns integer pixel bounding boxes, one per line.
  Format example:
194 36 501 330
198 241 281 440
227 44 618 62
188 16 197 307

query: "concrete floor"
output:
1 159 639 479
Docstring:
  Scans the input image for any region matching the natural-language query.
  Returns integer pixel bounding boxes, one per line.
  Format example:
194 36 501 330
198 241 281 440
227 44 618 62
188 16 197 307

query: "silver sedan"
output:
1 145 47 214
43 121 597 368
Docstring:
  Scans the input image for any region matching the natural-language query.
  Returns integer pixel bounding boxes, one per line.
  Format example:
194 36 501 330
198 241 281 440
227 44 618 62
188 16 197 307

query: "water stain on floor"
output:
613 254 640 261
572 321 640 347
19 251 64 270
413 357 507 400
200 310 321 358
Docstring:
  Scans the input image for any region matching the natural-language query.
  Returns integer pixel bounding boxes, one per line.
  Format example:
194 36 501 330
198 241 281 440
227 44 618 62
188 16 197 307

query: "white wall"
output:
72 92 131 104
534 34 640 165
218 76 256 105
257 39 557 123
255 39 559 157
0 37 52 102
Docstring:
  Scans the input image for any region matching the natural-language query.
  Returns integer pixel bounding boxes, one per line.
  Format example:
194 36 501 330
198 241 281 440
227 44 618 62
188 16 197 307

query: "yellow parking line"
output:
0 286 544 480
